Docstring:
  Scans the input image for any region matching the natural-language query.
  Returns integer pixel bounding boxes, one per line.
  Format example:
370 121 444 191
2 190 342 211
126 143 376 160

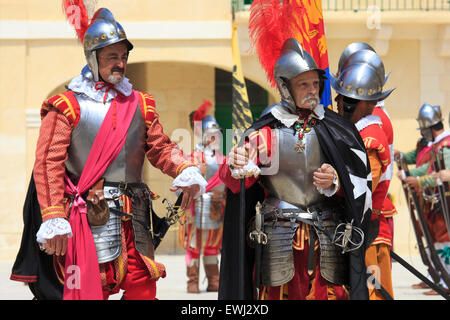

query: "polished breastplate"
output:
65 94 147 183
194 148 224 230
260 125 326 208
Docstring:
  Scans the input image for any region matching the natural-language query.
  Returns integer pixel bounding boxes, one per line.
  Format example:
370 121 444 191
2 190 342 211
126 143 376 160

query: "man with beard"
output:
10 6 206 300
218 38 372 300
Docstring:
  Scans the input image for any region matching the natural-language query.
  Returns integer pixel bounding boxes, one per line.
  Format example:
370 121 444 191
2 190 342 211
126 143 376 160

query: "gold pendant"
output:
295 139 305 152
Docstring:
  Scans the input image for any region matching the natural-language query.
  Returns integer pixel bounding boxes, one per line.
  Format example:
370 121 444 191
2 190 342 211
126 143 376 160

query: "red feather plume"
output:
248 0 307 87
62 0 90 43
193 100 212 122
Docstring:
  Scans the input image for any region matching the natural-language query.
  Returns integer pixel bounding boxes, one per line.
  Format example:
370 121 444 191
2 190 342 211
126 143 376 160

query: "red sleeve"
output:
219 162 258 194
33 109 72 222
218 126 273 194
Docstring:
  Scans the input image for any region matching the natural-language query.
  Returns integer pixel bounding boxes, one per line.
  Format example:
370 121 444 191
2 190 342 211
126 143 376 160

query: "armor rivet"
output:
378 86 382 92
346 85 352 91
94 37 99 43
101 34 107 40
339 81 344 87
110 31 115 36
369 89 374 95
357 88 363 95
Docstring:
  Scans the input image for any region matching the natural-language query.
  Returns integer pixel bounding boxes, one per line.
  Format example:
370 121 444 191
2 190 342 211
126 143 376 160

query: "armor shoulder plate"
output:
137 91 156 128
41 91 81 128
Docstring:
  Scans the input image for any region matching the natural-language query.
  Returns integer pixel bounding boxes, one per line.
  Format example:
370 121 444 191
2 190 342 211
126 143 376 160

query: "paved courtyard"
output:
0 253 445 300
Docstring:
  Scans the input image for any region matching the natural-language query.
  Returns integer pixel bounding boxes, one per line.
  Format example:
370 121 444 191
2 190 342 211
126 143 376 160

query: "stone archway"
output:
125 60 276 253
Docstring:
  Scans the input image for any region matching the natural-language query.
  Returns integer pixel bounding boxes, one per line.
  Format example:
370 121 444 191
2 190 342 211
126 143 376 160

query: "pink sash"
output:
63 91 139 300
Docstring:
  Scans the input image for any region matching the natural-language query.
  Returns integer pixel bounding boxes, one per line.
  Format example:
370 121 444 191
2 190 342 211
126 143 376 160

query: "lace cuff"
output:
231 160 261 179
317 169 339 197
172 166 208 198
36 218 72 244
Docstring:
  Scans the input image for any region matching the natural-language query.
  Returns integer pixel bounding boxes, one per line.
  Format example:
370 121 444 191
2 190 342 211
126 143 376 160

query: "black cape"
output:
218 108 372 300
10 174 63 300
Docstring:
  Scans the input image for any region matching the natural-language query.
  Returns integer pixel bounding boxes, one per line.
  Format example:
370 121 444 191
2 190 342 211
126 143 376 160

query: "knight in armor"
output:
397 104 450 295
10 3 207 300
178 101 226 293
331 48 395 299
219 37 372 300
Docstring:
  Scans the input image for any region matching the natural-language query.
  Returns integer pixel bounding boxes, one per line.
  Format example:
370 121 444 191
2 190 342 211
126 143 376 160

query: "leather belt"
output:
264 207 336 230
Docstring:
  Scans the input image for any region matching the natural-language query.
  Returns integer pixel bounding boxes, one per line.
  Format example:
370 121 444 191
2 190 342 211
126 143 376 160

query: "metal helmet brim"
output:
330 64 395 102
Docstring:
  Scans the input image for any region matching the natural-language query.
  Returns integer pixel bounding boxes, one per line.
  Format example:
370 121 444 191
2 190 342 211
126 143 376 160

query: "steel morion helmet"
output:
336 42 375 77
335 42 390 85
330 50 394 102
83 8 133 82
274 38 327 113
416 104 442 130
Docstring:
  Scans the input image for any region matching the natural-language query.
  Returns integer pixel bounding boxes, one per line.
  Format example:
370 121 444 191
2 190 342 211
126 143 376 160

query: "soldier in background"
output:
179 101 226 293
331 48 395 300
397 105 450 294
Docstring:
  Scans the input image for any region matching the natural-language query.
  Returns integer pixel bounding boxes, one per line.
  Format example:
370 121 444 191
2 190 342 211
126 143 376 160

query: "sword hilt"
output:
163 192 185 226
249 202 268 244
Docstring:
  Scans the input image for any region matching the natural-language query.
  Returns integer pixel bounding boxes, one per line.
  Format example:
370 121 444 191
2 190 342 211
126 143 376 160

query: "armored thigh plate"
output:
260 213 299 287
314 220 349 285
260 197 348 286
90 210 122 264
129 186 154 259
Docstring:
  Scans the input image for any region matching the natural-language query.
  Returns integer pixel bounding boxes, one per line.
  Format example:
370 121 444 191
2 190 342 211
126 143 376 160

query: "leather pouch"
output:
86 178 110 226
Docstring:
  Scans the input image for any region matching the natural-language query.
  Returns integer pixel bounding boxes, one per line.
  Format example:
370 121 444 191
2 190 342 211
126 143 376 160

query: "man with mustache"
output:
218 38 372 300
11 6 206 300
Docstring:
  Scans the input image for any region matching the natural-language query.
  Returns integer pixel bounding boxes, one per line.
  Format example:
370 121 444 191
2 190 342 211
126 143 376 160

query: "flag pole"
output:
231 6 253 299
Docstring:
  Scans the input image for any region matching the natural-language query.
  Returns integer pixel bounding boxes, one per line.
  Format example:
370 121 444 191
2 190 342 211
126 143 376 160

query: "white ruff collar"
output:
68 74 133 103
270 103 325 128
355 114 382 131
433 130 450 145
